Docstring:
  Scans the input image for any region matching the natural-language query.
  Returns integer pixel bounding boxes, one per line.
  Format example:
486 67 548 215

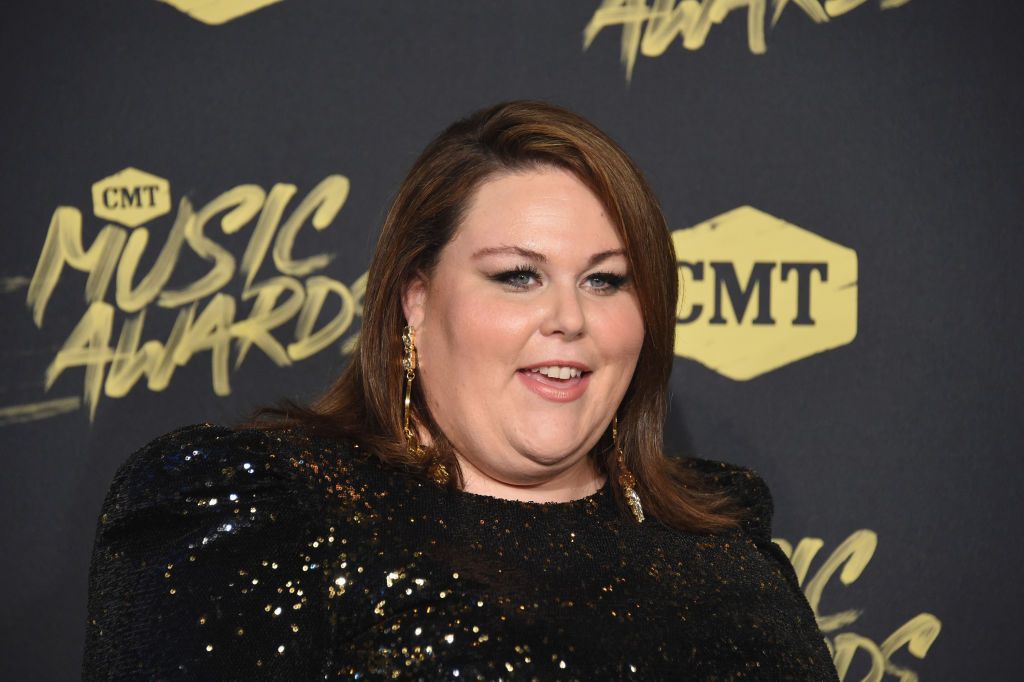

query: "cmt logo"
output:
91 167 171 228
158 0 286 25
672 206 857 380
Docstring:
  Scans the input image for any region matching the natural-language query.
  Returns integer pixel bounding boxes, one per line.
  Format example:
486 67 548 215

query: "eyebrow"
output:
471 246 626 268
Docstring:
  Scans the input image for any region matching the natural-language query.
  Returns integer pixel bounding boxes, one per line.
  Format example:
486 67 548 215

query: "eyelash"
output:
489 265 629 293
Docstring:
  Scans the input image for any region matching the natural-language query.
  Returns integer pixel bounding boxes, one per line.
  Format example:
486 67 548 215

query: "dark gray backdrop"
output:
1 1 1021 679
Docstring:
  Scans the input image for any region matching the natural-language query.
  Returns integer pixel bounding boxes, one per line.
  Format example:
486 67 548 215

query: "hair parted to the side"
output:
249 100 745 533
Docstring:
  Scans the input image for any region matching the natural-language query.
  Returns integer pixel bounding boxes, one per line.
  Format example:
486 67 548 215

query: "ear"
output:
401 273 428 329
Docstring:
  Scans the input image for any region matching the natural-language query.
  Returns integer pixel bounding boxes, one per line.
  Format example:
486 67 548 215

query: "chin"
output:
513 437 588 467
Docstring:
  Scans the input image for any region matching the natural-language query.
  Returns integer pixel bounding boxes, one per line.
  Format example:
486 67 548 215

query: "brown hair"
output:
252 100 744 533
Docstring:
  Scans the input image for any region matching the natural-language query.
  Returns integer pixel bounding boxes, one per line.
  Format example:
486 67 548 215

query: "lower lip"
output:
516 370 591 403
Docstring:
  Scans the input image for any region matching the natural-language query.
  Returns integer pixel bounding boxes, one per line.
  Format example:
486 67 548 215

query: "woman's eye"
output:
586 272 628 292
491 267 541 289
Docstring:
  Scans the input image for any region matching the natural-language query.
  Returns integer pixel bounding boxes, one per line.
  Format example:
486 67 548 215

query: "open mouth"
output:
516 365 592 402
517 365 592 387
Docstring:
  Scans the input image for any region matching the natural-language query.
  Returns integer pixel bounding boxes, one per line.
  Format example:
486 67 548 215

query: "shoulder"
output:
84 422 366 678
679 456 774 543
115 420 353 474
96 422 379 554
99 422 372 535
91 419 387 573
679 456 813 596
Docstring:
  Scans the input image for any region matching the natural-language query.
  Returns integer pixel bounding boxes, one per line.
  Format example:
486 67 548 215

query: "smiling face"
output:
402 166 646 501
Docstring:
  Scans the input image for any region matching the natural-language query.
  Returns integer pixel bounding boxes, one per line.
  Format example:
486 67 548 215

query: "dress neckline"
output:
443 476 612 511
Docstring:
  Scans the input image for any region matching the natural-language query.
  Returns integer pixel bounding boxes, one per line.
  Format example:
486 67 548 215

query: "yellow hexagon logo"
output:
91 167 171 228
672 206 857 380
158 0 285 25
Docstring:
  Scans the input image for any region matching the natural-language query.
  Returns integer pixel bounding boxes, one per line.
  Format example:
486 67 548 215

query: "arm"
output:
684 457 805 593
82 424 336 681
720 463 808 595
683 457 840 679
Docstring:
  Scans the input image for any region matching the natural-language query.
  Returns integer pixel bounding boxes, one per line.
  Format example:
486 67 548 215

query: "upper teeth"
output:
530 366 583 379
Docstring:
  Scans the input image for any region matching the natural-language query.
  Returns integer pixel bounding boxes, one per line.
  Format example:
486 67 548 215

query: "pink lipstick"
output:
516 362 592 403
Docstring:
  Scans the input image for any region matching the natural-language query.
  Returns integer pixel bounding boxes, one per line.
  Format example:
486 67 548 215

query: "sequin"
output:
82 423 838 680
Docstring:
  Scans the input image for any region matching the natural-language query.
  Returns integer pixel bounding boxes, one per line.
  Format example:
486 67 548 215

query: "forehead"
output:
448 166 623 254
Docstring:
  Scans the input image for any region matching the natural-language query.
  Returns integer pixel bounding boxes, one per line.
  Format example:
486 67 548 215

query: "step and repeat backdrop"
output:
2 1 1021 679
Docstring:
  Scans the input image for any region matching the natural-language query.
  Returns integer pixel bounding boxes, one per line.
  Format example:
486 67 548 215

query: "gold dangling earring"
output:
613 415 644 523
402 325 449 485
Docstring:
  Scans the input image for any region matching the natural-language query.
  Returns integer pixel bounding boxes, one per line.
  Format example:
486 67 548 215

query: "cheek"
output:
427 290 533 374
596 299 646 363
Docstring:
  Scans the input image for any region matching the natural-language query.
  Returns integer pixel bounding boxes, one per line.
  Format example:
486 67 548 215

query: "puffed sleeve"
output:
687 458 805 594
82 424 337 681
680 458 839 679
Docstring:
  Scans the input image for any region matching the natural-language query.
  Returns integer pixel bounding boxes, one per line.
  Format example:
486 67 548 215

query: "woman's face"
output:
402 166 645 498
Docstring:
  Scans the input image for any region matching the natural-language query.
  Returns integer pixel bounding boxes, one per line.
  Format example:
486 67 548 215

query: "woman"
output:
82 101 838 680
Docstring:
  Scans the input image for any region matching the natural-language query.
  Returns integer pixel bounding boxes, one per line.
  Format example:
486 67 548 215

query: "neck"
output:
454 453 607 503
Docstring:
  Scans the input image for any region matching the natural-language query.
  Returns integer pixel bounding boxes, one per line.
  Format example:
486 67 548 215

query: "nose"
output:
539 283 586 339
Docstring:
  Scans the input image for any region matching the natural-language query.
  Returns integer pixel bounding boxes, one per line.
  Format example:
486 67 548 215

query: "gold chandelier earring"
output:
613 415 644 523
401 325 449 485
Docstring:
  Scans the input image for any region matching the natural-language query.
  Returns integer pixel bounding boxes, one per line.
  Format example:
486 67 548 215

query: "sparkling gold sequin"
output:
82 423 838 680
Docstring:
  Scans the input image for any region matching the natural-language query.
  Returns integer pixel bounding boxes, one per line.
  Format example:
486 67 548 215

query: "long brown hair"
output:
252 101 744 533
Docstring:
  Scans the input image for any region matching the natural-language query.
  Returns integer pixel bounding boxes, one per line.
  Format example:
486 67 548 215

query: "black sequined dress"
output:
82 424 838 680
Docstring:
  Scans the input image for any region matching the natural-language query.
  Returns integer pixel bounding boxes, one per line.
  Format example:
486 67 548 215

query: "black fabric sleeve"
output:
686 458 840 680
686 457 808 596
718 463 808 596
81 424 336 681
